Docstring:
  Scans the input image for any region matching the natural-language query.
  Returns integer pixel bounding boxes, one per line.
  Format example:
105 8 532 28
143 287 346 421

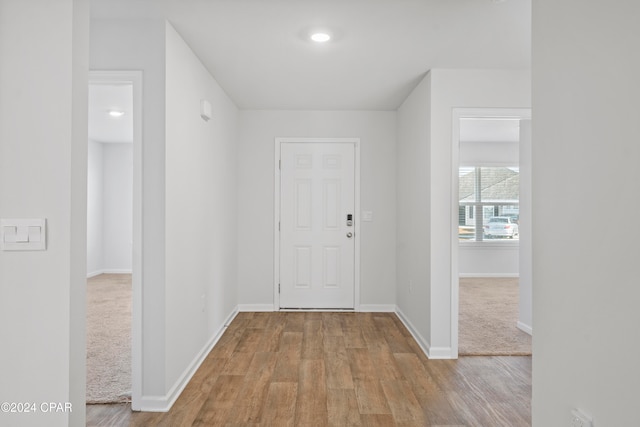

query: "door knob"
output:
346 232 353 238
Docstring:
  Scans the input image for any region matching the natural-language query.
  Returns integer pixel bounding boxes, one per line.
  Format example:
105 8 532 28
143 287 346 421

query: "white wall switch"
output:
3 226 17 243
1 218 46 251
28 226 41 242
362 210 374 222
16 226 29 242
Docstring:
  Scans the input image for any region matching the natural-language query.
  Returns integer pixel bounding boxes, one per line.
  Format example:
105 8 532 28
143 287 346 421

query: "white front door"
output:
279 142 356 309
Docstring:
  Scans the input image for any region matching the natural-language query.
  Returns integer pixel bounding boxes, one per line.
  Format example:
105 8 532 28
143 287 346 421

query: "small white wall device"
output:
200 99 212 121
571 408 593 427
1 218 47 251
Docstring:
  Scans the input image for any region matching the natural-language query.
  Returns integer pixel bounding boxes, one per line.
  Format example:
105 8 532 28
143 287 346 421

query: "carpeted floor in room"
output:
459 277 532 356
86 273 132 404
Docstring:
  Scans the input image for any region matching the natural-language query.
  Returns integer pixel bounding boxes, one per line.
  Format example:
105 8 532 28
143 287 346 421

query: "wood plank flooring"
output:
87 312 531 426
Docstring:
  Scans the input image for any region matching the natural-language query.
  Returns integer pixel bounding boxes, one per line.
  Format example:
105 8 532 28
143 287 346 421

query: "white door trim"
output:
89 70 143 409
274 137 361 311
451 107 532 359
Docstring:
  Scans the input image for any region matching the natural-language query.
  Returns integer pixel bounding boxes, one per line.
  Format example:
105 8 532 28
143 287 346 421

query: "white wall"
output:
91 17 168 397
459 245 519 277
237 110 397 309
518 120 532 333
0 1 89 426
430 69 531 353
165 21 238 394
103 143 133 272
396 69 531 357
396 73 432 349
87 141 133 276
90 18 239 408
87 140 104 275
532 1 640 425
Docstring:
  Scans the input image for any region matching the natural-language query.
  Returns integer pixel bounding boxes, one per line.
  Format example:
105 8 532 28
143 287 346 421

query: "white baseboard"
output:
135 395 169 413
517 321 533 336
427 346 455 359
137 307 238 412
87 269 132 278
238 304 396 313
394 307 454 359
358 304 395 312
236 304 396 312
394 307 431 358
238 304 275 312
459 273 519 278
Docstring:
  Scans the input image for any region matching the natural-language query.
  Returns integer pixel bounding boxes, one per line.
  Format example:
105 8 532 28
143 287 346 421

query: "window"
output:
459 166 519 241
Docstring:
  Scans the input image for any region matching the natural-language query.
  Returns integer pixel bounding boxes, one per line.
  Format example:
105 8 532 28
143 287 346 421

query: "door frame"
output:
450 107 532 358
88 70 143 408
274 137 361 310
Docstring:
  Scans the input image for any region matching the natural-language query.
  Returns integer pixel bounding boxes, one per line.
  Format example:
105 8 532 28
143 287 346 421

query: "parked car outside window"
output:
484 216 519 239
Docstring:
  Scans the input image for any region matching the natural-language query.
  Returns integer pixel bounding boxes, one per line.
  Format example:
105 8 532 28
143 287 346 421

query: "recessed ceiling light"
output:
108 110 125 117
310 32 331 43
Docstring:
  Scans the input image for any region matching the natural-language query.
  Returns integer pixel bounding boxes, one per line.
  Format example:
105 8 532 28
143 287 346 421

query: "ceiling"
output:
459 118 521 143
88 83 133 144
90 0 531 111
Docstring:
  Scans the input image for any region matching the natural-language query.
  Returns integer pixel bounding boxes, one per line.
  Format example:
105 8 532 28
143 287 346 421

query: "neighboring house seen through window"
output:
459 166 519 241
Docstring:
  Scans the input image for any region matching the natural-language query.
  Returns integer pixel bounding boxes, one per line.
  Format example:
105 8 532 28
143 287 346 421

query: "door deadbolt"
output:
346 213 353 227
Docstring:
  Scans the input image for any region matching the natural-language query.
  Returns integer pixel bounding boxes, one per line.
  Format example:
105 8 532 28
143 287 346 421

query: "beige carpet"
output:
459 277 532 356
86 274 132 404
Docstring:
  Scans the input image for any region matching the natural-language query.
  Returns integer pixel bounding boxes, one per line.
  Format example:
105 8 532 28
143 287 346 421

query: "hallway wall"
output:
237 110 397 309
532 0 640 423
0 1 89 426
91 16 168 398
90 18 239 409
396 69 531 357
165 21 239 394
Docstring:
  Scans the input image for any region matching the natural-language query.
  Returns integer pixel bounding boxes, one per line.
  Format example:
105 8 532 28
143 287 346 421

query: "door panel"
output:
280 142 355 309
295 180 312 229
323 246 340 288
294 246 312 288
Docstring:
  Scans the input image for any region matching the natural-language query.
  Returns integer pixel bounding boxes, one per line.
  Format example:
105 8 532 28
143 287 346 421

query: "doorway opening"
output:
86 71 142 409
451 108 532 357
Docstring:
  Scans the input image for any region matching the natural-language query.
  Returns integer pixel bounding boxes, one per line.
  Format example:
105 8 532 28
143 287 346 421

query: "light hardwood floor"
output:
87 312 531 426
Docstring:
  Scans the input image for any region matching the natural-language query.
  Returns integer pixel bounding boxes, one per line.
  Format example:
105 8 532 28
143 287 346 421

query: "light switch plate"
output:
362 211 374 222
1 218 46 251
